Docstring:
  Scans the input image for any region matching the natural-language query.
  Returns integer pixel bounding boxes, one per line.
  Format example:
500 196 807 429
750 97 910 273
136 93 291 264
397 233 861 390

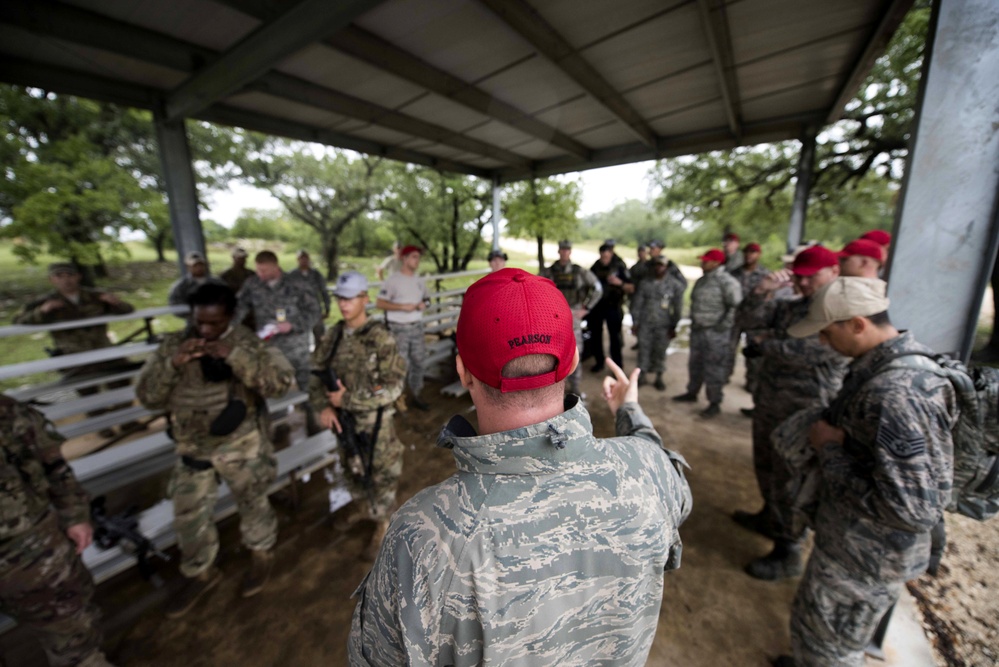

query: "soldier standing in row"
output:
310 272 407 561
540 240 602 397
631 255 685 390
586 242 631 371
294 249 331 342
730 242 770 393
777 277 955 666
235 251 321 393
220 247 253 294
376 246 431 411
673 248 742 417
723 232 744 273
0 396 114 667
167 251 224 309
733 246 848 580
15 263 137 438
136 284 295 617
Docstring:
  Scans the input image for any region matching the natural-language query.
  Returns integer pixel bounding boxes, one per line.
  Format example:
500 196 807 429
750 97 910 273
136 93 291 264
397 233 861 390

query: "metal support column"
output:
492 176 502 252
886 0 999 360
786 125 818 252
154 113 206 274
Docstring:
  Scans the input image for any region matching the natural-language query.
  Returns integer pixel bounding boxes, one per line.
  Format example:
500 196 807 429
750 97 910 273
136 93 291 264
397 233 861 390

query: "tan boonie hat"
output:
184 250 206 265
788 277 889 338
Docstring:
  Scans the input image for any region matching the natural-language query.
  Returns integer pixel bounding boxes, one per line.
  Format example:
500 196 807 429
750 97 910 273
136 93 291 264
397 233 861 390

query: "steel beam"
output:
825 0 914 124
787 125 818 252
696 0 742 139
154 114 205 274
886 0 999 361
1 0 523 168
164 0 385 121
479 0 657 147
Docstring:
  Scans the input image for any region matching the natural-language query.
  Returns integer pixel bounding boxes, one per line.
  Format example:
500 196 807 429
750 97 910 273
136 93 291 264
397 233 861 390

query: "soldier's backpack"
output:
828 352 999 521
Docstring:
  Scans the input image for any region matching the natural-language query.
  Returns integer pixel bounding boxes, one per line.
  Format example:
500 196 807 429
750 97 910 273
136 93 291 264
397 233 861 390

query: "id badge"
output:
276 308 287 323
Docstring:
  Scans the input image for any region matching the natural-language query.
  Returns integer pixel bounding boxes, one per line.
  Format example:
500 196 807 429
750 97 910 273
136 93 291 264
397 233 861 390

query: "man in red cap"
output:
733 246 849 580
838 239 884 279
731 242 770 394
376 245 430 410
350 268 691 666
673 249 742 417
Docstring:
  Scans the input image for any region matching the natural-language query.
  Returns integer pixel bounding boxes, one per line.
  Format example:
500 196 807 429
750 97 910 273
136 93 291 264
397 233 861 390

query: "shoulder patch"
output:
876 420 927 459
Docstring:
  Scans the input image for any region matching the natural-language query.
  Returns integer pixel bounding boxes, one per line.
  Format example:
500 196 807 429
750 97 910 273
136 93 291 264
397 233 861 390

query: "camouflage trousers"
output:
169 430 278 578
752 393 815 541
728 328 763 393
273 332 312 391
389 322 425 396
686 327 733 404
0 512 106 667
637 322 672 375
791 546 901 666
341 410 404 519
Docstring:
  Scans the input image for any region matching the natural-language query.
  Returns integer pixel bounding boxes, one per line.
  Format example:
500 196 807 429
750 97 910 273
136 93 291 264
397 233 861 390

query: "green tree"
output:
503 177 582 271
237 139 382 279
379 166 492 273
650 1 928 247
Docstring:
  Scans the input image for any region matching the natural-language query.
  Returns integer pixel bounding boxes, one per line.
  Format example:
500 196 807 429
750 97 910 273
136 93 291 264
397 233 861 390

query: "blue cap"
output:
333 271 368 298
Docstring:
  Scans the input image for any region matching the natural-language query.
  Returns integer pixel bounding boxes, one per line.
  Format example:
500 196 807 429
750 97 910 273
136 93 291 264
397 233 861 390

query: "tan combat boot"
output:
165 566 222 619
332 501 373 532
363 521 389 561
242 549 274 598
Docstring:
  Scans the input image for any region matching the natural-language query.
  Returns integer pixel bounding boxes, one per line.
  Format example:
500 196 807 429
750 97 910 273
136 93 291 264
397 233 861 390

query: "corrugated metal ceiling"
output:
0 0 913 181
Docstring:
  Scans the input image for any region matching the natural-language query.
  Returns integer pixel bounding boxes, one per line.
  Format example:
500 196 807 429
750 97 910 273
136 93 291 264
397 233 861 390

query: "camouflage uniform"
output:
0 396 109 667
686 268 742 404
298 267 331 342
235 271 321 391
729 264 770 390
540 262 602 395
790 332 956 666
740 294 848 540
309 320 407 519
725 248 744 273
135 325 294 577
349 398 692 666
15 288 135 380
220 265 254 294
631 269 685 376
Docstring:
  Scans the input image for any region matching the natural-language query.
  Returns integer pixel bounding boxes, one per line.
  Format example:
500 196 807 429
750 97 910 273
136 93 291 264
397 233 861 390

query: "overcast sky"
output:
203 160 658 227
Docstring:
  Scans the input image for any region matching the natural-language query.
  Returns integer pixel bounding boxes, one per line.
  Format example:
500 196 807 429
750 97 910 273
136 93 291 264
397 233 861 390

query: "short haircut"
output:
866 311 892 327
478 354 564 407
255 250 278 264
189 283 238 315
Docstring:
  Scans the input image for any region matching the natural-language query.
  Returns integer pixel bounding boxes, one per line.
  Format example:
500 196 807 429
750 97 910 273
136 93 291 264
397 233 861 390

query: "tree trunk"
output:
537 235 545 273
322 232 340 281
154 232 167 262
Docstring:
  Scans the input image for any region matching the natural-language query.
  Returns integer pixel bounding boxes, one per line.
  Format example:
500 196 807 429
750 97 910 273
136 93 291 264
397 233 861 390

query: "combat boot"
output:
732 506 775 539
165 566 222 618
636 374 648 387
700 403 720 418
333 501 373 532
672 392 697 402
363 521 389 561
242 549 274 598
745 541 803 581
653 373 666 391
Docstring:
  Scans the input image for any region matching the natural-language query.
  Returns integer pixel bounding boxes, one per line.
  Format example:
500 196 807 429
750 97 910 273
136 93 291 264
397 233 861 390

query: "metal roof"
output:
0 0 912 182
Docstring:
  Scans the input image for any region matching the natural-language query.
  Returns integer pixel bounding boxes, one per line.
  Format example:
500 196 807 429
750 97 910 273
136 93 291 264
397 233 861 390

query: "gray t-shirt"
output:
379 272 429 324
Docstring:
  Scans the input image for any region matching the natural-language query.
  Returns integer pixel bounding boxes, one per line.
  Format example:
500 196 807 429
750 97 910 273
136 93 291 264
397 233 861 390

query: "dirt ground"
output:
3 336 996 666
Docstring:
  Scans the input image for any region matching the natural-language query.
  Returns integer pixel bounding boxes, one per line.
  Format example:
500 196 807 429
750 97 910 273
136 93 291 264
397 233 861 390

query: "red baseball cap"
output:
838 239 884 263
724 232 740 242
744 242 761 253
457 269 576 392
699 248 726 263
792 246 839 276
400 245 423 257
860 230 891 246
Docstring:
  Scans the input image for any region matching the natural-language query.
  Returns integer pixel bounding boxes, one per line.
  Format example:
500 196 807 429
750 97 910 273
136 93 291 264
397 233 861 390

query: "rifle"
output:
311 367 378 509
90 496 170 587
